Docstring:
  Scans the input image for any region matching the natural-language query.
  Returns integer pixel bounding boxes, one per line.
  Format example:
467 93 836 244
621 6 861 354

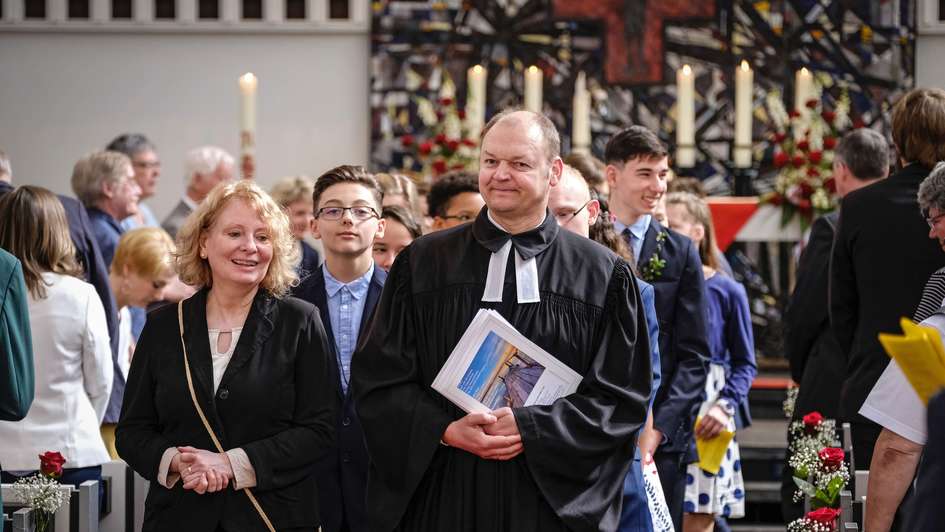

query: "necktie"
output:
623 227 639 261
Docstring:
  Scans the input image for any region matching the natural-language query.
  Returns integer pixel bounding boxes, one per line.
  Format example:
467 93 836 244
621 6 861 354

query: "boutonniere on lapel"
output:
640 231 668 282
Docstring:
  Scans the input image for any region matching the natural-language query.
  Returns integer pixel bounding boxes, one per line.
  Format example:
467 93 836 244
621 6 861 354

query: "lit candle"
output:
239 72 257 179
676 64 695 168
572 72 591 153
794 67 813 113
466 65 487 141
239 72 257 133
524 65 543 113
734 60 753 168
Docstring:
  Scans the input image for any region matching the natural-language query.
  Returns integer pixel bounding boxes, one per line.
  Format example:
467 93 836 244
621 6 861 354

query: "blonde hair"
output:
112 227 176 279
0 186 82 299
375 172 422 215
175 180 299 297
70 151 132 207
665 191 720 271
270 175 315 207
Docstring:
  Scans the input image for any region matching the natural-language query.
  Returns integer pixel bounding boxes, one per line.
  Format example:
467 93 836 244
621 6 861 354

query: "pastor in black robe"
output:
350 208 652 532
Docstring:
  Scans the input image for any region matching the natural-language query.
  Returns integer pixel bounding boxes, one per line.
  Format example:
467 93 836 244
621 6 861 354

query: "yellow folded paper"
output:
694 416 735 475
878 317 945 405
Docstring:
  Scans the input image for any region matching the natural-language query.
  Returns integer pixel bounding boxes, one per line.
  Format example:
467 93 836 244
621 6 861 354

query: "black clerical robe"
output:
351 209 651 532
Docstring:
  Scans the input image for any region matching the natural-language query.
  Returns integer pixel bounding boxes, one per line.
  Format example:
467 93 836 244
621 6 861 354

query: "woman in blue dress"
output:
665 192 757 532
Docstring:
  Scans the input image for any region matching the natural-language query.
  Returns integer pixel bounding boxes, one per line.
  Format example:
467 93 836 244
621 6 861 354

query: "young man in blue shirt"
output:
293 165 387 532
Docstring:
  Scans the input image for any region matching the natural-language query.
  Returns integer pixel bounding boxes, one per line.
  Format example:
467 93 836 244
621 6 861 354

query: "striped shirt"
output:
914 267 945 322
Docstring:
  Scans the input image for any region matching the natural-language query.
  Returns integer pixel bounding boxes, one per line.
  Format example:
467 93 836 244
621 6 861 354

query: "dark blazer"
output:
116 288 336 531
638 220 709 454
292 265 386 532
786 212 844 419
906 390 945 531
830 164 945 428
161 199 193 239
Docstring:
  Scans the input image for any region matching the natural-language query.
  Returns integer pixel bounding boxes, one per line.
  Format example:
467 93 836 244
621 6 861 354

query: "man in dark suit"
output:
831 88 945 473
605 126 709 530
780 128 889 522
293 165 387 532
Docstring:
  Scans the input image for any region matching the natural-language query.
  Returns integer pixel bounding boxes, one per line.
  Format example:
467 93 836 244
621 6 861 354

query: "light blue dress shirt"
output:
614 215 651 262
323 263 374 393
120 203 160 231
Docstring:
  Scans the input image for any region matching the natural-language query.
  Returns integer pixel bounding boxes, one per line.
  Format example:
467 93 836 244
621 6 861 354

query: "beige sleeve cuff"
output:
225 448 257 489
157 448 180 488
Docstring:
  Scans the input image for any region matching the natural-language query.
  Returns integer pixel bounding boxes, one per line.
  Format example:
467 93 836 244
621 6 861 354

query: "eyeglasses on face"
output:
133 161 161 170
553 200 592 223
316 206 379 221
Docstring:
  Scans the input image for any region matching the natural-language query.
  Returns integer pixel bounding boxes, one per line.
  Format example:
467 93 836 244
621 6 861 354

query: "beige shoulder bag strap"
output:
177 301 276 532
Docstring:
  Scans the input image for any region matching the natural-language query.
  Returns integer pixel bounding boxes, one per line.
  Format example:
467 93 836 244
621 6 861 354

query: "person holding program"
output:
351 110 651 532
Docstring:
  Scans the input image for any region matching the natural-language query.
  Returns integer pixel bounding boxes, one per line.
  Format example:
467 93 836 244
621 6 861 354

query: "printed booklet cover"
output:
432 309 582 414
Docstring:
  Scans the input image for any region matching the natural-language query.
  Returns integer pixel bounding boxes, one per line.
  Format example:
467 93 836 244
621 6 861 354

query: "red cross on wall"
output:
554 0 716 85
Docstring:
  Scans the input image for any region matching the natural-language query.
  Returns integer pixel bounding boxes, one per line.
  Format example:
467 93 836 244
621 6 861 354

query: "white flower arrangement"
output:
12 474 67 531
783 385 799 419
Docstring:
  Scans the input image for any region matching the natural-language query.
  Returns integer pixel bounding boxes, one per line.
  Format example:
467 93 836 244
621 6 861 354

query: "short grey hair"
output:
106 133 156 158
184 146 234 183
71 151 132 207
918 162 945 216
0 149 11 179
834 129 890 181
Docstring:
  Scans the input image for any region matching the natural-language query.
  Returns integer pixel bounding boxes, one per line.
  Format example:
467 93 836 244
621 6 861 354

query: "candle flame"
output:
740 60 750 71
800 67 810 75
682 64 692 75
528 65 540 74
239 72 258 91
472 65 484 75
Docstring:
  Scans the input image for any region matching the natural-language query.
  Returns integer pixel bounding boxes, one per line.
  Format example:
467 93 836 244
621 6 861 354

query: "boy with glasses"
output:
293 165 387 532
427 170 485 231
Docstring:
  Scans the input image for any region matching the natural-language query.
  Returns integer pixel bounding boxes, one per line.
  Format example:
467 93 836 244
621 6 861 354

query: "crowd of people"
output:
0 87 942 532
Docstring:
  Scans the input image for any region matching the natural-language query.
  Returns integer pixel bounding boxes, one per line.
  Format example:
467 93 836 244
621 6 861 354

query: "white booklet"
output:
431 309 582 414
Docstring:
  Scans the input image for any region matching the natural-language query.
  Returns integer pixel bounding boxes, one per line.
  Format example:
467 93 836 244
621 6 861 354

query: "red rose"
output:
853 118 865 129
432 159 448 174
806 507 841 527
822 110 836 123
773 132 788 143
806 167 820 179
806 98 819 109
797 139 810 152
824 177 837 193
39 451 66 478
435 111 444 121
792 155 806 168
769 193 784 206
797 199 812 213
823 136 837 150
418 141 433 156
773 151 790 168
435 133 447 144
457 109 467 120
819 447 845 471
789 110 801 119
439 97 454 106
799 182 815 197
400 134 414 148
461 138 477 147
802 411 824 433
809 150 823 164
447 139 460 152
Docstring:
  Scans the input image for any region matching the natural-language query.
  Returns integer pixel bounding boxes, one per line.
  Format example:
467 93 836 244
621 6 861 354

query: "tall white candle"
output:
466 65 487 141
524 65 543 113
572 71 591 153
794 67 813 113
676 64 696 168
239 72 258 133
734 60 753 168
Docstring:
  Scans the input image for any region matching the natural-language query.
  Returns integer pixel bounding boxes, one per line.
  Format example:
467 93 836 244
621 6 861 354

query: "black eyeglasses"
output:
316 206 379 221
553 200 592 223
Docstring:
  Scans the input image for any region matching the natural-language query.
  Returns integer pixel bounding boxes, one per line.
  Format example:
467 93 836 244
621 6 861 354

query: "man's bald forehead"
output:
556 165 591 202
480 109 561 161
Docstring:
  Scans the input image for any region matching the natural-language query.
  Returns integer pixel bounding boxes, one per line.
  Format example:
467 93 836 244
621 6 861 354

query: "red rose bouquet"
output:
761 84 853 229
11 451 68 532
787 507 841 531
788 413 850 509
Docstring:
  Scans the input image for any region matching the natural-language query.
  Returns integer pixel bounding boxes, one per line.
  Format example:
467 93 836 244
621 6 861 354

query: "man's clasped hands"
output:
442 407 523 461
169 446 235 494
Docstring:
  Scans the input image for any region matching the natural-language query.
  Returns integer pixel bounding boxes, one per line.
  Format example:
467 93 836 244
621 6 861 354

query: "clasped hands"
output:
169 446 235 494
442 407 523 461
